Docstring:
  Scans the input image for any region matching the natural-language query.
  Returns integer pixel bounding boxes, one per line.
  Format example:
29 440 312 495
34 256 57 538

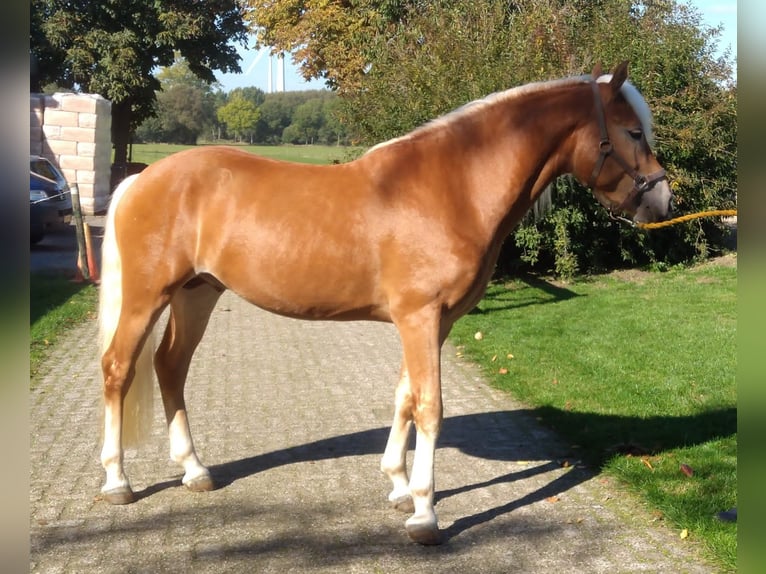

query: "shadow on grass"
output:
532 405 737 468
469 273 581 315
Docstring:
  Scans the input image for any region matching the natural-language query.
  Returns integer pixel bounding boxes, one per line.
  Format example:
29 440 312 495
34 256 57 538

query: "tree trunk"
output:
111 100 132 165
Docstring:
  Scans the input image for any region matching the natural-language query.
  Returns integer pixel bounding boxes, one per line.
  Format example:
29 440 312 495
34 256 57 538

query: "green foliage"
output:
217 93 262 142
281 93 348 144
136 58 220 144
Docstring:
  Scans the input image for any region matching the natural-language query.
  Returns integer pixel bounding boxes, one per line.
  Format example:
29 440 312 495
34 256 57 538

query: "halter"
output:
588 80 666 219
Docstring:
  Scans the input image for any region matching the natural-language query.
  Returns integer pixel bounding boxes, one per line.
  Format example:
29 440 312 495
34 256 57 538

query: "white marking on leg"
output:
381 368 413 504
101 405 130 493
168 409 210 485
407 426 437 523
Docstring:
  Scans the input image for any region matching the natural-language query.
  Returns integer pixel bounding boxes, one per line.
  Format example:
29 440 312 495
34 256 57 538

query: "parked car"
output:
30 155 73 243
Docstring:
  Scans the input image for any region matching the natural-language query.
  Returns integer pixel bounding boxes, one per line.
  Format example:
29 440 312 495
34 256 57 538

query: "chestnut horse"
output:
98 62 671 544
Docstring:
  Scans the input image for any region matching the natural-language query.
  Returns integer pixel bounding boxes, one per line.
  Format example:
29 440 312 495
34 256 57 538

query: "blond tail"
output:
98 174 154 447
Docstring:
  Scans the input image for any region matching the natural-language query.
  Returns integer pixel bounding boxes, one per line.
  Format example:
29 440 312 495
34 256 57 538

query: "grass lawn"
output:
450 256 737 571
30 273 98 384
127 142 362 166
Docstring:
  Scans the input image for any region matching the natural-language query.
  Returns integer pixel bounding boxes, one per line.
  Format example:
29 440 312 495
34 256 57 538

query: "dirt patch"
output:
697 252 737 268
609 268 653 284
602 254 736 285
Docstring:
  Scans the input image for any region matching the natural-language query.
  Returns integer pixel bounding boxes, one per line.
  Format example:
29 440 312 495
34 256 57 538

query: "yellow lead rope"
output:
635 209 737 230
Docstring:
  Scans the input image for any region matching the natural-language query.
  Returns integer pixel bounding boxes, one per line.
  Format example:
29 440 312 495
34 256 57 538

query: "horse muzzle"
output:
630 177 673 224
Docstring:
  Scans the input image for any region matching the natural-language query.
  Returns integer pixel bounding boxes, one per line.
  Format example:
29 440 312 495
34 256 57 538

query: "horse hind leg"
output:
155 278 223 492
101 302 166 505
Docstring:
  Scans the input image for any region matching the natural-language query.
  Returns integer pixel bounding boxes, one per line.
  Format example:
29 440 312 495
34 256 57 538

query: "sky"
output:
215 0 737 93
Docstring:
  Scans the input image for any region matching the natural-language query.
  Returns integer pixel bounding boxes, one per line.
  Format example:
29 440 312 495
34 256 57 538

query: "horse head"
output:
579 61 672 224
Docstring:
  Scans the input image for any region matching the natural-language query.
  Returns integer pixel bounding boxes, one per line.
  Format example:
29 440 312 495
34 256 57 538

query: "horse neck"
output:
359 81 591 246
439 82 589 241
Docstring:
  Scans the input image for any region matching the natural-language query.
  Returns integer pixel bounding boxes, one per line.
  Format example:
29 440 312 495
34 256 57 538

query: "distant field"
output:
127 143 363 166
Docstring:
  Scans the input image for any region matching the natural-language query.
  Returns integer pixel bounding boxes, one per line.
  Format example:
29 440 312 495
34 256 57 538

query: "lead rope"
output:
633 209 737 230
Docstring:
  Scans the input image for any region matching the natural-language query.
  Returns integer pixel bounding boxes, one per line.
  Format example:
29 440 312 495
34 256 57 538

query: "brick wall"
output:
30 92 112 215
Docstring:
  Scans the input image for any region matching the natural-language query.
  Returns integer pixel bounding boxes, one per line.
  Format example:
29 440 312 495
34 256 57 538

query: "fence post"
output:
70 183 91 281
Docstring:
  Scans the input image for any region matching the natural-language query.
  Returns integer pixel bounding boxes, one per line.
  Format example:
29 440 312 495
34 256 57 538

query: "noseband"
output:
588 81 666 218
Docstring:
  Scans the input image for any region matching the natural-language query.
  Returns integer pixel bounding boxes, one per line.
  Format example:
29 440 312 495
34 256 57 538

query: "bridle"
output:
588 80 666 220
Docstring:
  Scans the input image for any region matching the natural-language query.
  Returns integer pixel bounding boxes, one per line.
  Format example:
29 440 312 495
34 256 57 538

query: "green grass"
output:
450 259 737 571
30 273 98 384
128 142 362 166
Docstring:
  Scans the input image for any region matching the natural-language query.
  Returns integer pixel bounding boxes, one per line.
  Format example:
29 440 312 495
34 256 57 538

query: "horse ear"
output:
591 62 603 79
609 61 629 90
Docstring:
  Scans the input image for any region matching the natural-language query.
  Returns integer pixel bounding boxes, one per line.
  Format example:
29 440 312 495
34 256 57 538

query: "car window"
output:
30 158 66 187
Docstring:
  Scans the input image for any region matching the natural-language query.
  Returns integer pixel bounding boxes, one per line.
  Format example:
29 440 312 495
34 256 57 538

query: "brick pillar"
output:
31 92 113 215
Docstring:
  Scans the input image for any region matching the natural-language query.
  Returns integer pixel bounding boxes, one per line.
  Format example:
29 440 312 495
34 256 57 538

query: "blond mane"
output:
366 74 653 154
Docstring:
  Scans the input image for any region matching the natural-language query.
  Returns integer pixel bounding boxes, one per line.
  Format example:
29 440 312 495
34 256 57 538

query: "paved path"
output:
30 243 716 572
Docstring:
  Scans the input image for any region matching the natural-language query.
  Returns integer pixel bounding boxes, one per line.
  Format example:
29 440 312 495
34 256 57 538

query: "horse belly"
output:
204 233 387 321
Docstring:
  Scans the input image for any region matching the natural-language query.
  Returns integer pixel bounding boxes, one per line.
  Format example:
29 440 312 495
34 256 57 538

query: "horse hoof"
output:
184 474 215 492
405 519 443 545
390 494 415 514
102 486 135 505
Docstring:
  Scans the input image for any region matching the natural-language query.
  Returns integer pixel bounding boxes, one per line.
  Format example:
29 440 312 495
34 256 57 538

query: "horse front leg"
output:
389 308 444 545
381 363 415 513
155 283 222 492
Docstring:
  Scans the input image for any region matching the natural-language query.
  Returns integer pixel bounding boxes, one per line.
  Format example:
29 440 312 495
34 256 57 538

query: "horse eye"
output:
628 129 643 141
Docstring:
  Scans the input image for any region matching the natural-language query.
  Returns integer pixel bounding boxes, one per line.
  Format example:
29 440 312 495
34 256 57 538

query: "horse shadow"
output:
166 405 735 541
468 273 581 315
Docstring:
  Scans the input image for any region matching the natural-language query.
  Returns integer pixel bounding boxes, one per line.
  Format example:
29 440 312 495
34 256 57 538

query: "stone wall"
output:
30 92 112 215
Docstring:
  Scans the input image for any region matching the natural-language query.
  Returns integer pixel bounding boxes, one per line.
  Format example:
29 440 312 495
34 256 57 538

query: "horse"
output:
98 62 672 545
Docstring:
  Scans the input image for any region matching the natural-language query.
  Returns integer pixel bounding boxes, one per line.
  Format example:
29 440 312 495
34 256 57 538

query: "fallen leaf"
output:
498 367 509 375
561 460 571 468
491 354 497 362
680 463 694 477
474 331 483 340
641 457 654 471
507 353 514 359
552 378 558 385
680 528 689 539
546 496 560 503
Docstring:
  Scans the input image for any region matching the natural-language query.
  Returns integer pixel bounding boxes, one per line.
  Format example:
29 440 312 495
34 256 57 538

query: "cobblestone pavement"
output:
30 255 716 572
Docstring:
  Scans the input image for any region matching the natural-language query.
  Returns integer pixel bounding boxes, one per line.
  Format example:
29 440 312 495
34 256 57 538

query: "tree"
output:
217 93 261 142
285 98 324 143
31 0 248 164
245 0 427 92
137 58 219 144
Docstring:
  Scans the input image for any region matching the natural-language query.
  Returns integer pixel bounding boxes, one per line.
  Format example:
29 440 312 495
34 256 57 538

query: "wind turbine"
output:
242 46 286 93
